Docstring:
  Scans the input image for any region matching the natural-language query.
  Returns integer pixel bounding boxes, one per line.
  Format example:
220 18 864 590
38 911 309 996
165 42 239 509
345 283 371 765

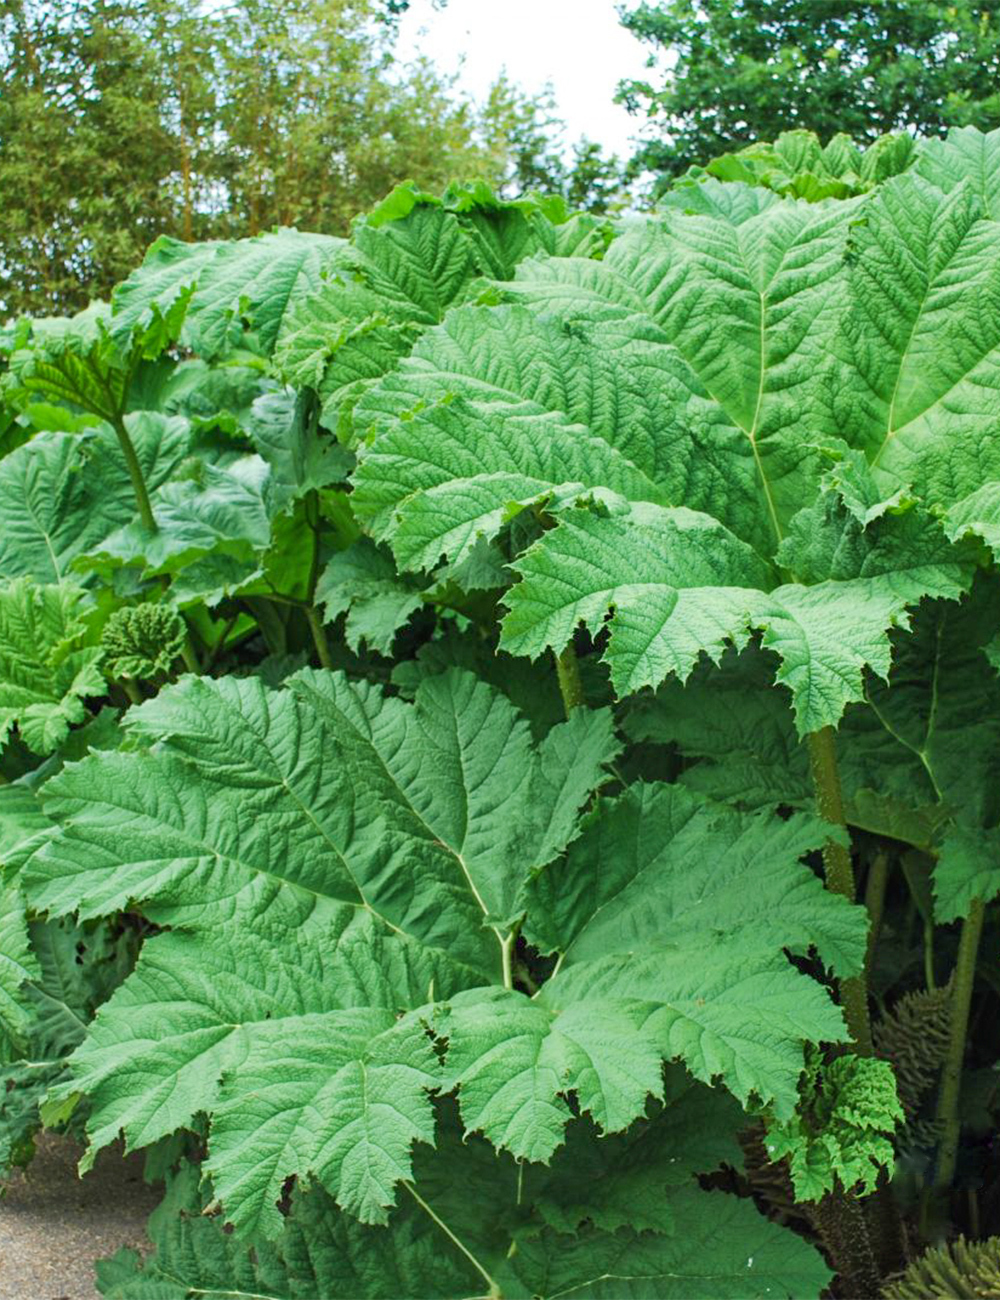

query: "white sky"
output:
396 0 653 160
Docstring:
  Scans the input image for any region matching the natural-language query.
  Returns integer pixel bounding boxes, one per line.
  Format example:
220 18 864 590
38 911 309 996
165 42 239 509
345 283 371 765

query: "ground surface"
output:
0 1134 159 1300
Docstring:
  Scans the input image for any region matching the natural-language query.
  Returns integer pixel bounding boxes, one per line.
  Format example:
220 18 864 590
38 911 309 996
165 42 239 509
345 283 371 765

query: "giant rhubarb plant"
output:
1 136 1000 1298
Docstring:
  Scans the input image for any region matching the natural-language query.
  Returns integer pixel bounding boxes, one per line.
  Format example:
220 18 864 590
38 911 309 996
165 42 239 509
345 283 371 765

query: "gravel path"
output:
0 1134 160 1300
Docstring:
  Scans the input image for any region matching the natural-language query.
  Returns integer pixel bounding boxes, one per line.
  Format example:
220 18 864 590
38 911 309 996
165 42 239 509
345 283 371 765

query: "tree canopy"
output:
618 0 1000 183
0 0 606 317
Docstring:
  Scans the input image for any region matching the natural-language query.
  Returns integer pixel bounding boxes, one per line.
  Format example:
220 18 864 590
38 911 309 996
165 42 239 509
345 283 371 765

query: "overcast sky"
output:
396 0 653 160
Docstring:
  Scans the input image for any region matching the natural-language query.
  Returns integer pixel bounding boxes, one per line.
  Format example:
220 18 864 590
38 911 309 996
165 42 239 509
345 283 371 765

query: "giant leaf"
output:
0 579 105 754
275 184 607 437
833 173 1000 503
31 670 615 962
112 230 348 361
0 883 37 1063
351 204 971 732
0 419 191 583
99 1102 830 1300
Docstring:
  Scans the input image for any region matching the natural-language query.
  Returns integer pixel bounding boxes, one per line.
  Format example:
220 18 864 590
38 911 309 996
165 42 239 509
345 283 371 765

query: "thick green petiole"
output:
807 726 873 1056
555 641 584 716
934 896 986 1190
305 606 334 670
111 414 157 533
864 851 891 979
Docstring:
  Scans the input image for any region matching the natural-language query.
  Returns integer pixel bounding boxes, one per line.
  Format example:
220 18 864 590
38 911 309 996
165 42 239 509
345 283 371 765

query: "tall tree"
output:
0 1 180 314
618 0 1000 183
0 0 566 318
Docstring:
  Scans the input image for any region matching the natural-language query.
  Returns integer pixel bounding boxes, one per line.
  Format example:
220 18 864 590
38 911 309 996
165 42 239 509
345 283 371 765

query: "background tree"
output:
0 0 572 318
0 1 180 314
618 0 1000 184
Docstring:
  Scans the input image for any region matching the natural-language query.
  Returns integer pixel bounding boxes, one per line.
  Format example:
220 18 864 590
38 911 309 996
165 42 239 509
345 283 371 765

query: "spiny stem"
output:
555 641 584 716
807 726 873 1056
110 415 156 532
935 896 986 1190
808 1187 880 1299
305 605 334 670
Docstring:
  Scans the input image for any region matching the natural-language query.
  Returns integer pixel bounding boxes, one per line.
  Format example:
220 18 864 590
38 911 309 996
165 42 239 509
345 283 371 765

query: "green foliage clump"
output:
670 129 916 204
765 1054 904 1201
101 605 186 682
0 579 105 755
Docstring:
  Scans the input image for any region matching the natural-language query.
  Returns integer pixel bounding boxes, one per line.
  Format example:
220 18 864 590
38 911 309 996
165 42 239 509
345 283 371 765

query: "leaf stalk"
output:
110 414 156 533
555 641 584 716
401 1180 499 1296
305 605 334 670
807 726 873 1056
934 896 985 1190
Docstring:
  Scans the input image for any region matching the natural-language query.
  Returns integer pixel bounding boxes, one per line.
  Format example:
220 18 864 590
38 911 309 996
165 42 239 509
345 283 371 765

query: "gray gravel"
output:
0 1134 160 1300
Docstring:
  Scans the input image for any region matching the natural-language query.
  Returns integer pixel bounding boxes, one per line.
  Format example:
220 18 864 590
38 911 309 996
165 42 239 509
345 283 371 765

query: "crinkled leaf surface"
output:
96 1158 485 1300
90 454 277 596
0 579 105 754
58 924 440 1235
861 590 1000 918
833 174 1000 502
0 418 191 583
113 229 348 360
350 202 972 732
916 124 1000 219
245 388 352 508
0 883 37 1063
34 664 852 1243
34 671 566 967
3 304 130 422
274 185 606 437
316 538 426 656
622 645 948 850
98 1106 830 1300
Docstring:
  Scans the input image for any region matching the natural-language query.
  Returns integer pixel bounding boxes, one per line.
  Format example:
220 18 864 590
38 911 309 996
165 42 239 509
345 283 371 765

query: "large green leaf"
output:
0 883 37 1063
88 454 277 599
112 230 348 360
316 538 427 656
916 124 1000 218
97 1158 485 1300
501 491 966 733
31 670 615 958
621 644 947 850
58 924 440 1234
517 783 858 1117
350 207 971 733
833 174 1000 502
99 1100 831 1300
274 184 607 437
861 589 1000 919
0 419 191 583
3 304 130 423
0 579 105 754
35 667 855 1239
